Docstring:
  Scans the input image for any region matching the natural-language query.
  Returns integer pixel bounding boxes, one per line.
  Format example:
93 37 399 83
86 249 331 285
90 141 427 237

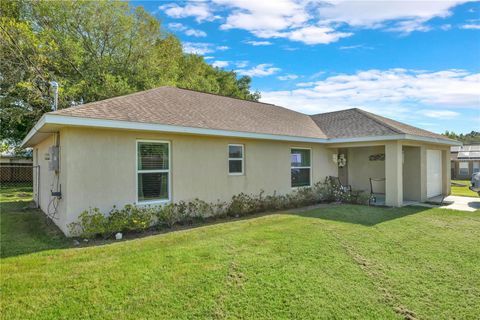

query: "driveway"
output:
440 195 480 212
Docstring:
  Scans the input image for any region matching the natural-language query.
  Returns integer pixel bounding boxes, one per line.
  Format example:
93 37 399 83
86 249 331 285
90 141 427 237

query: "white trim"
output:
135 140 171 204
228 144 244 175
290 147 312 188
326 134 461 146
21 114 461 148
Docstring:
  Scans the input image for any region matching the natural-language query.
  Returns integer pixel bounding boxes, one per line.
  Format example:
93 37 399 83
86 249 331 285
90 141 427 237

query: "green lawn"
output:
0 183 34 209
1 204 479 319
451 180 479 197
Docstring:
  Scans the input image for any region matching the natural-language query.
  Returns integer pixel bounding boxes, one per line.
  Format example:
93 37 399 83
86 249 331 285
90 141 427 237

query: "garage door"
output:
427 150 442 198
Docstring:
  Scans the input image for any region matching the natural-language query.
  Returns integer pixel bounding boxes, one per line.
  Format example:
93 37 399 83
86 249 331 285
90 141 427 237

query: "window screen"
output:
137 141 170 202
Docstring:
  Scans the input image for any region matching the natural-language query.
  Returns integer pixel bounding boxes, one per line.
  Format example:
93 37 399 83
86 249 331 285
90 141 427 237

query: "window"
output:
473 162 480 174
459 162 469 177
137 141 170 203
228 144 244 175
291 148 311 187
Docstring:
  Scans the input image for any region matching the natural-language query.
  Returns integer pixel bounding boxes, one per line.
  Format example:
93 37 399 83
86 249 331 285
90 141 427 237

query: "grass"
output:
1 203 479 319
451 180 479 197
0 183 33 208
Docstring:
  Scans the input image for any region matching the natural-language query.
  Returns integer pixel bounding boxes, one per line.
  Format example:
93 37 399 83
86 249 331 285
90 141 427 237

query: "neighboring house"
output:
21 87 459 236
451 145 480 179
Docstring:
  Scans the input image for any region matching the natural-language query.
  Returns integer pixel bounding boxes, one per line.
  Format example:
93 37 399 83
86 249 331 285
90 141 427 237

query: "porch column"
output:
442 149 451 195
419 146 427 202
385 141 403 206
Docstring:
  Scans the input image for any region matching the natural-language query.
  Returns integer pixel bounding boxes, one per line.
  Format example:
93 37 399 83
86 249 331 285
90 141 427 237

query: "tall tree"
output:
0 0 259 148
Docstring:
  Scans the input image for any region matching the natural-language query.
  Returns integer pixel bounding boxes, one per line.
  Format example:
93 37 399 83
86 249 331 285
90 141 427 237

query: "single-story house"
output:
451 144 480 179
21 86 459 236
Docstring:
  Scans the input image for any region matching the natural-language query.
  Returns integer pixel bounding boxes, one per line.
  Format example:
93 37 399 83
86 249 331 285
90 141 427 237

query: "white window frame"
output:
290 147 312 189
228 144 244 176
136 140 171 204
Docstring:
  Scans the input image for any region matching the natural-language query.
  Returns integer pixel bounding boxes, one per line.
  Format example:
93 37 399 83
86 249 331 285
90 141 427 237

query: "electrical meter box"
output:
48 146 59 171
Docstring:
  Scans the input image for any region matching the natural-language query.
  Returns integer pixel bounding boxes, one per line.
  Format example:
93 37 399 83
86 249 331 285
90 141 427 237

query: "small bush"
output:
70 177 368 238
69 208 108 238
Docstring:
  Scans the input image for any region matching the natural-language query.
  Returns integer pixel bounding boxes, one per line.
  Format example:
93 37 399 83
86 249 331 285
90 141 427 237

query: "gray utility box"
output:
48 146 59 172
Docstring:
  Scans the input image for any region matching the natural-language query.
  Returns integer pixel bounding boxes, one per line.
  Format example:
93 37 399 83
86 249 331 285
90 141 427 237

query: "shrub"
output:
124 204 154 231
71 177 369 238
107 205 129 233
156 203 180 228
69 207 108 238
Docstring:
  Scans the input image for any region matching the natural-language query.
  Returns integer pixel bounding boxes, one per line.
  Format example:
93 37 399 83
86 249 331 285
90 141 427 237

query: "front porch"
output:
331 141 451 207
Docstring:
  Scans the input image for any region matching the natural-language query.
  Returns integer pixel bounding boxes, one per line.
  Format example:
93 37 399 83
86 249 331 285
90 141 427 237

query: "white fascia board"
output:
38 114 330 143
20 114 46 148
21 114 461 147
403 134 461 146
326 134 461 146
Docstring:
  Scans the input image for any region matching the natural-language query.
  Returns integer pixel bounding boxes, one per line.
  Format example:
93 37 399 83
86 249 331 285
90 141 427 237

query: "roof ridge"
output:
310 108 357 117
353 108 403 134
174 86 276 106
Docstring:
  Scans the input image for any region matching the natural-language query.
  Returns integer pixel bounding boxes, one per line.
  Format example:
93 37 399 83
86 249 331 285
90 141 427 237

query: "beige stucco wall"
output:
48 127 337 235
33 134 68 228
336 141 451 206
403 146 421 201
347 146 386 193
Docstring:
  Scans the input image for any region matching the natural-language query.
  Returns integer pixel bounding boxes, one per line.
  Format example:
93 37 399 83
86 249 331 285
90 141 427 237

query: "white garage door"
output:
427 150 442 198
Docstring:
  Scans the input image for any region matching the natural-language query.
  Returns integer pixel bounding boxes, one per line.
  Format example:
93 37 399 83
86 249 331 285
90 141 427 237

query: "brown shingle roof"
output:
52 86 327 139
51 86 455 142
310 108 456 141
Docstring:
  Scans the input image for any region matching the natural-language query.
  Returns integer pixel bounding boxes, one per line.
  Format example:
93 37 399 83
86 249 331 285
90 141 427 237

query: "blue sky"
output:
132 0 480 134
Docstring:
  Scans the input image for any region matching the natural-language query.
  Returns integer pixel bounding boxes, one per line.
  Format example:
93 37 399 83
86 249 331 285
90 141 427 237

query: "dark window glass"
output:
291 168 310 187
229 160 243 173
291 149 311 167
229 145 243 158
138 172 168 201
138 142 169 170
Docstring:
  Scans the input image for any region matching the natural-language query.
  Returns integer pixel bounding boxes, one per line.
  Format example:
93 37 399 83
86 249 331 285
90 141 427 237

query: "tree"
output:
442 131 480 144
0 0 259 149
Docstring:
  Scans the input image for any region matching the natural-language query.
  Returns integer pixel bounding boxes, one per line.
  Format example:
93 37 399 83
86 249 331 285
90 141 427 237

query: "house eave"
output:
21 114 461 147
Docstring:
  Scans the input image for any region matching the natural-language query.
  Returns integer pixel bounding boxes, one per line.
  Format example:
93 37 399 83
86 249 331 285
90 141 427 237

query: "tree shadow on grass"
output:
288 204 430 226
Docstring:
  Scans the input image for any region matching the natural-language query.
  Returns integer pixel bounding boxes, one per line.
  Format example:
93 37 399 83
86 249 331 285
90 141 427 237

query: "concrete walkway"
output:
439 195 480 212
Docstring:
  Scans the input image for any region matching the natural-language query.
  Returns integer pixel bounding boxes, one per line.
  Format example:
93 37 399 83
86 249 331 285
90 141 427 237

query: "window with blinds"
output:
137 141 170 202
291 148 311 187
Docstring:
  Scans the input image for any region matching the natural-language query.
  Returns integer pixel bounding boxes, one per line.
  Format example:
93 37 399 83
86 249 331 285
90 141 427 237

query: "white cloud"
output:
183 43 230 55
234 60 249 68
180 0 472 45
278 74 299 81
285 26 352 44
212 60 229 68
260 69 480 116
235 63 281 77
440 24 452 30
461 23 480 29
168 23 207 37
244 40 273 46
419 110 460 119
183 42 214 54
318 0 469 31
159 2 219 22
